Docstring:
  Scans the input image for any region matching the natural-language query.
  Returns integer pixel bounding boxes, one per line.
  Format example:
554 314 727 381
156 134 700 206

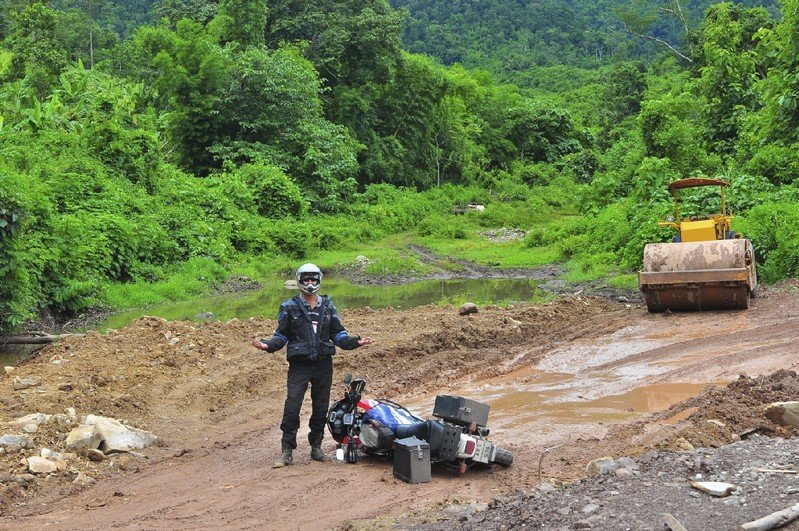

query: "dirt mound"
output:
659 370 799 446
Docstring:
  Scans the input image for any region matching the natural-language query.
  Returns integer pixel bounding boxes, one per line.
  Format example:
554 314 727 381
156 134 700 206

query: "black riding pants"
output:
280 357 333 448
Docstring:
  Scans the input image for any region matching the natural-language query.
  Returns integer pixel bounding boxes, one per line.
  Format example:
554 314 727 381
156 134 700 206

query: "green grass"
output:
415 230 561 269
608 273 639 290
308 235 434 277
98 200 591 315
101 239 436 312
102 257 228 308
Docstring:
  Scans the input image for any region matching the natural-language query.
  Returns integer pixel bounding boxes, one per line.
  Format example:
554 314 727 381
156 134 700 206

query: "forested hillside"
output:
1 0 799 334
389 0 780 71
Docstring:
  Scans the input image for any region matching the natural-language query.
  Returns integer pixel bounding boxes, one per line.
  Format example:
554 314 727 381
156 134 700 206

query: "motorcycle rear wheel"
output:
494 447 514 466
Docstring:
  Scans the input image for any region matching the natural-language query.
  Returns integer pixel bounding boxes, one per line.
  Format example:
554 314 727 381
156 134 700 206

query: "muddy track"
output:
0 283 797 529
339 243 564 284
339 243 642 304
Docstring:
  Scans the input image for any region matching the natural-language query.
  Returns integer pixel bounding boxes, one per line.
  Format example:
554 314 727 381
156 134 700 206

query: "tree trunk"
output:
89 26 94 68
1 334 81 345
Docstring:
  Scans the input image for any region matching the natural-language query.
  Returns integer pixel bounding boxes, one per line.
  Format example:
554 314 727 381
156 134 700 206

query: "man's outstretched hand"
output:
252 339 268 350
357 337 374 347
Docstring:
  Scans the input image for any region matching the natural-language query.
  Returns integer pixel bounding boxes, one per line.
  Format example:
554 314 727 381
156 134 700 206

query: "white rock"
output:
764 402 799 428
4 366 14 374
582 503 600 514
10 413 52 430
41 448 69 461
84 415 157 453
27 456 57 474
0 434 34 450
690 481 737 497
12 376 41 390
537 482 557 493
615 456 639 472
65 408 77 421
586 456 617 476
459 302 478 316
73 472 96 487
64 425 102 453
52 414 73 429
21 424 38 434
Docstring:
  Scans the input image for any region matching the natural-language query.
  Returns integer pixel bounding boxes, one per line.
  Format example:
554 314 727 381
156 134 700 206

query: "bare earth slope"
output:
0 283 798 530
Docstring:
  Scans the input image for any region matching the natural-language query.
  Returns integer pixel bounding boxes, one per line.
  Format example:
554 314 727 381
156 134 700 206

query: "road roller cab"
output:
639 178 758 312
657 178 734 243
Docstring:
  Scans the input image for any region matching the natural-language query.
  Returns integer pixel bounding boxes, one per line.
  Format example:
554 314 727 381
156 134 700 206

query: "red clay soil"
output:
0 282 797 530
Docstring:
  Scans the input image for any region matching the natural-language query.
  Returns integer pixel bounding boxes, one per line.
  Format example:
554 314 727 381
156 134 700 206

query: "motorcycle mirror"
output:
343 373 352 385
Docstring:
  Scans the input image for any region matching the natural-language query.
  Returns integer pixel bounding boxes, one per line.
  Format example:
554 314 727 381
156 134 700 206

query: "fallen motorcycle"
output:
326 374 514 474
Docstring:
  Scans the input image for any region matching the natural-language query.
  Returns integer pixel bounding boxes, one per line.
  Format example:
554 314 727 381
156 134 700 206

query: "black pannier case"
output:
393 436 431 484
433 395 490 427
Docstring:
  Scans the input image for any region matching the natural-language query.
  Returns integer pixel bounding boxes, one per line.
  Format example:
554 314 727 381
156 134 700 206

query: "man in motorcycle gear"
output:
252 263 373 467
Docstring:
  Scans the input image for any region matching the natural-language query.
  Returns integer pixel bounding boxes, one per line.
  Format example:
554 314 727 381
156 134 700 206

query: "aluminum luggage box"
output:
393 436 431 484
432 395 490 427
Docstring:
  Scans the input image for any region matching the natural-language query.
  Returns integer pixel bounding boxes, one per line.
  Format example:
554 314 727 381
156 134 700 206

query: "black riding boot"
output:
273 444 293 468
310 443 330 462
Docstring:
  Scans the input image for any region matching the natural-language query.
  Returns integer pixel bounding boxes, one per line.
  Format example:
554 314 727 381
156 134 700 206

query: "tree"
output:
112 18 230 174
265 0 403 89
615 0 696 63
694 3 771 157
4 3 69 94
218 0 267 48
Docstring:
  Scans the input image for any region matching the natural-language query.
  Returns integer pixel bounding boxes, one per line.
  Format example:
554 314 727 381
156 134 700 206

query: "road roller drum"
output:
639 239 757 312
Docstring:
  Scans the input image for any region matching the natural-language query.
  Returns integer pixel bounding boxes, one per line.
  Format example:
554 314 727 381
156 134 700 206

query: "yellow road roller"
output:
639 178 757 312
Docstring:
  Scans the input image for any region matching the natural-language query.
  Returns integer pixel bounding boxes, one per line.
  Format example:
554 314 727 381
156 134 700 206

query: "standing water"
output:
100 278 544 330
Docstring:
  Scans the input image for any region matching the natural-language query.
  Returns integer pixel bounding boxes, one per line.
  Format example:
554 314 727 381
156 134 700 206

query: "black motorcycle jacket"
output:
261 295 361 361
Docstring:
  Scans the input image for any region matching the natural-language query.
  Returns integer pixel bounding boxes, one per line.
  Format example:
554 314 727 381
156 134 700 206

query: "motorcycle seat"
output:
394 420 447 458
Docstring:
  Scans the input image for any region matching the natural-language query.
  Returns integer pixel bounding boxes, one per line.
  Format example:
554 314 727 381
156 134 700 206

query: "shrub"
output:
742 143 799 186
263 219 312 258
735 201 799 282
418 214 468 239
235 163 307 219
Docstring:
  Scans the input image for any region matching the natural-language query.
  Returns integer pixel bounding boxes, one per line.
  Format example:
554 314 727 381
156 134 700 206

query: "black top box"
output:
432 395 490 427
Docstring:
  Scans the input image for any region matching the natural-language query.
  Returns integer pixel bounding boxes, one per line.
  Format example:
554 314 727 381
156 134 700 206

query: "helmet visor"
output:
299 273 321 285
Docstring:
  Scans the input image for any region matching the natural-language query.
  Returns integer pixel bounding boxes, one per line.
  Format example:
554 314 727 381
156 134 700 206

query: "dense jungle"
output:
1 0 799 333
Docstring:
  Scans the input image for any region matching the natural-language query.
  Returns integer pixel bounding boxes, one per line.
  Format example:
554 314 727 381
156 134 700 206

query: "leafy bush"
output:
742 143 799 186
263 219 312 258
234 163 307 219
0 172 38 332
735 201 799 282
417 214 467 239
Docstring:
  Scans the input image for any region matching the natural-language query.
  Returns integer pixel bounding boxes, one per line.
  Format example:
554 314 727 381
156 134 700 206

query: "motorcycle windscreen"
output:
362 403 418 432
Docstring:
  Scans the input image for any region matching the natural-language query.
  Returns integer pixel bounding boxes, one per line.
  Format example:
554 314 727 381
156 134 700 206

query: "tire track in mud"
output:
583 315 799 382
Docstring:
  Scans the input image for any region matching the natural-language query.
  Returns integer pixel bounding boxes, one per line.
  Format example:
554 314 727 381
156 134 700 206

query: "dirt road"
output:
0 283 798 529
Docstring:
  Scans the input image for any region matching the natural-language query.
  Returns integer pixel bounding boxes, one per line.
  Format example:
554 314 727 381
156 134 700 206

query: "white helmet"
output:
296 263 322 295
